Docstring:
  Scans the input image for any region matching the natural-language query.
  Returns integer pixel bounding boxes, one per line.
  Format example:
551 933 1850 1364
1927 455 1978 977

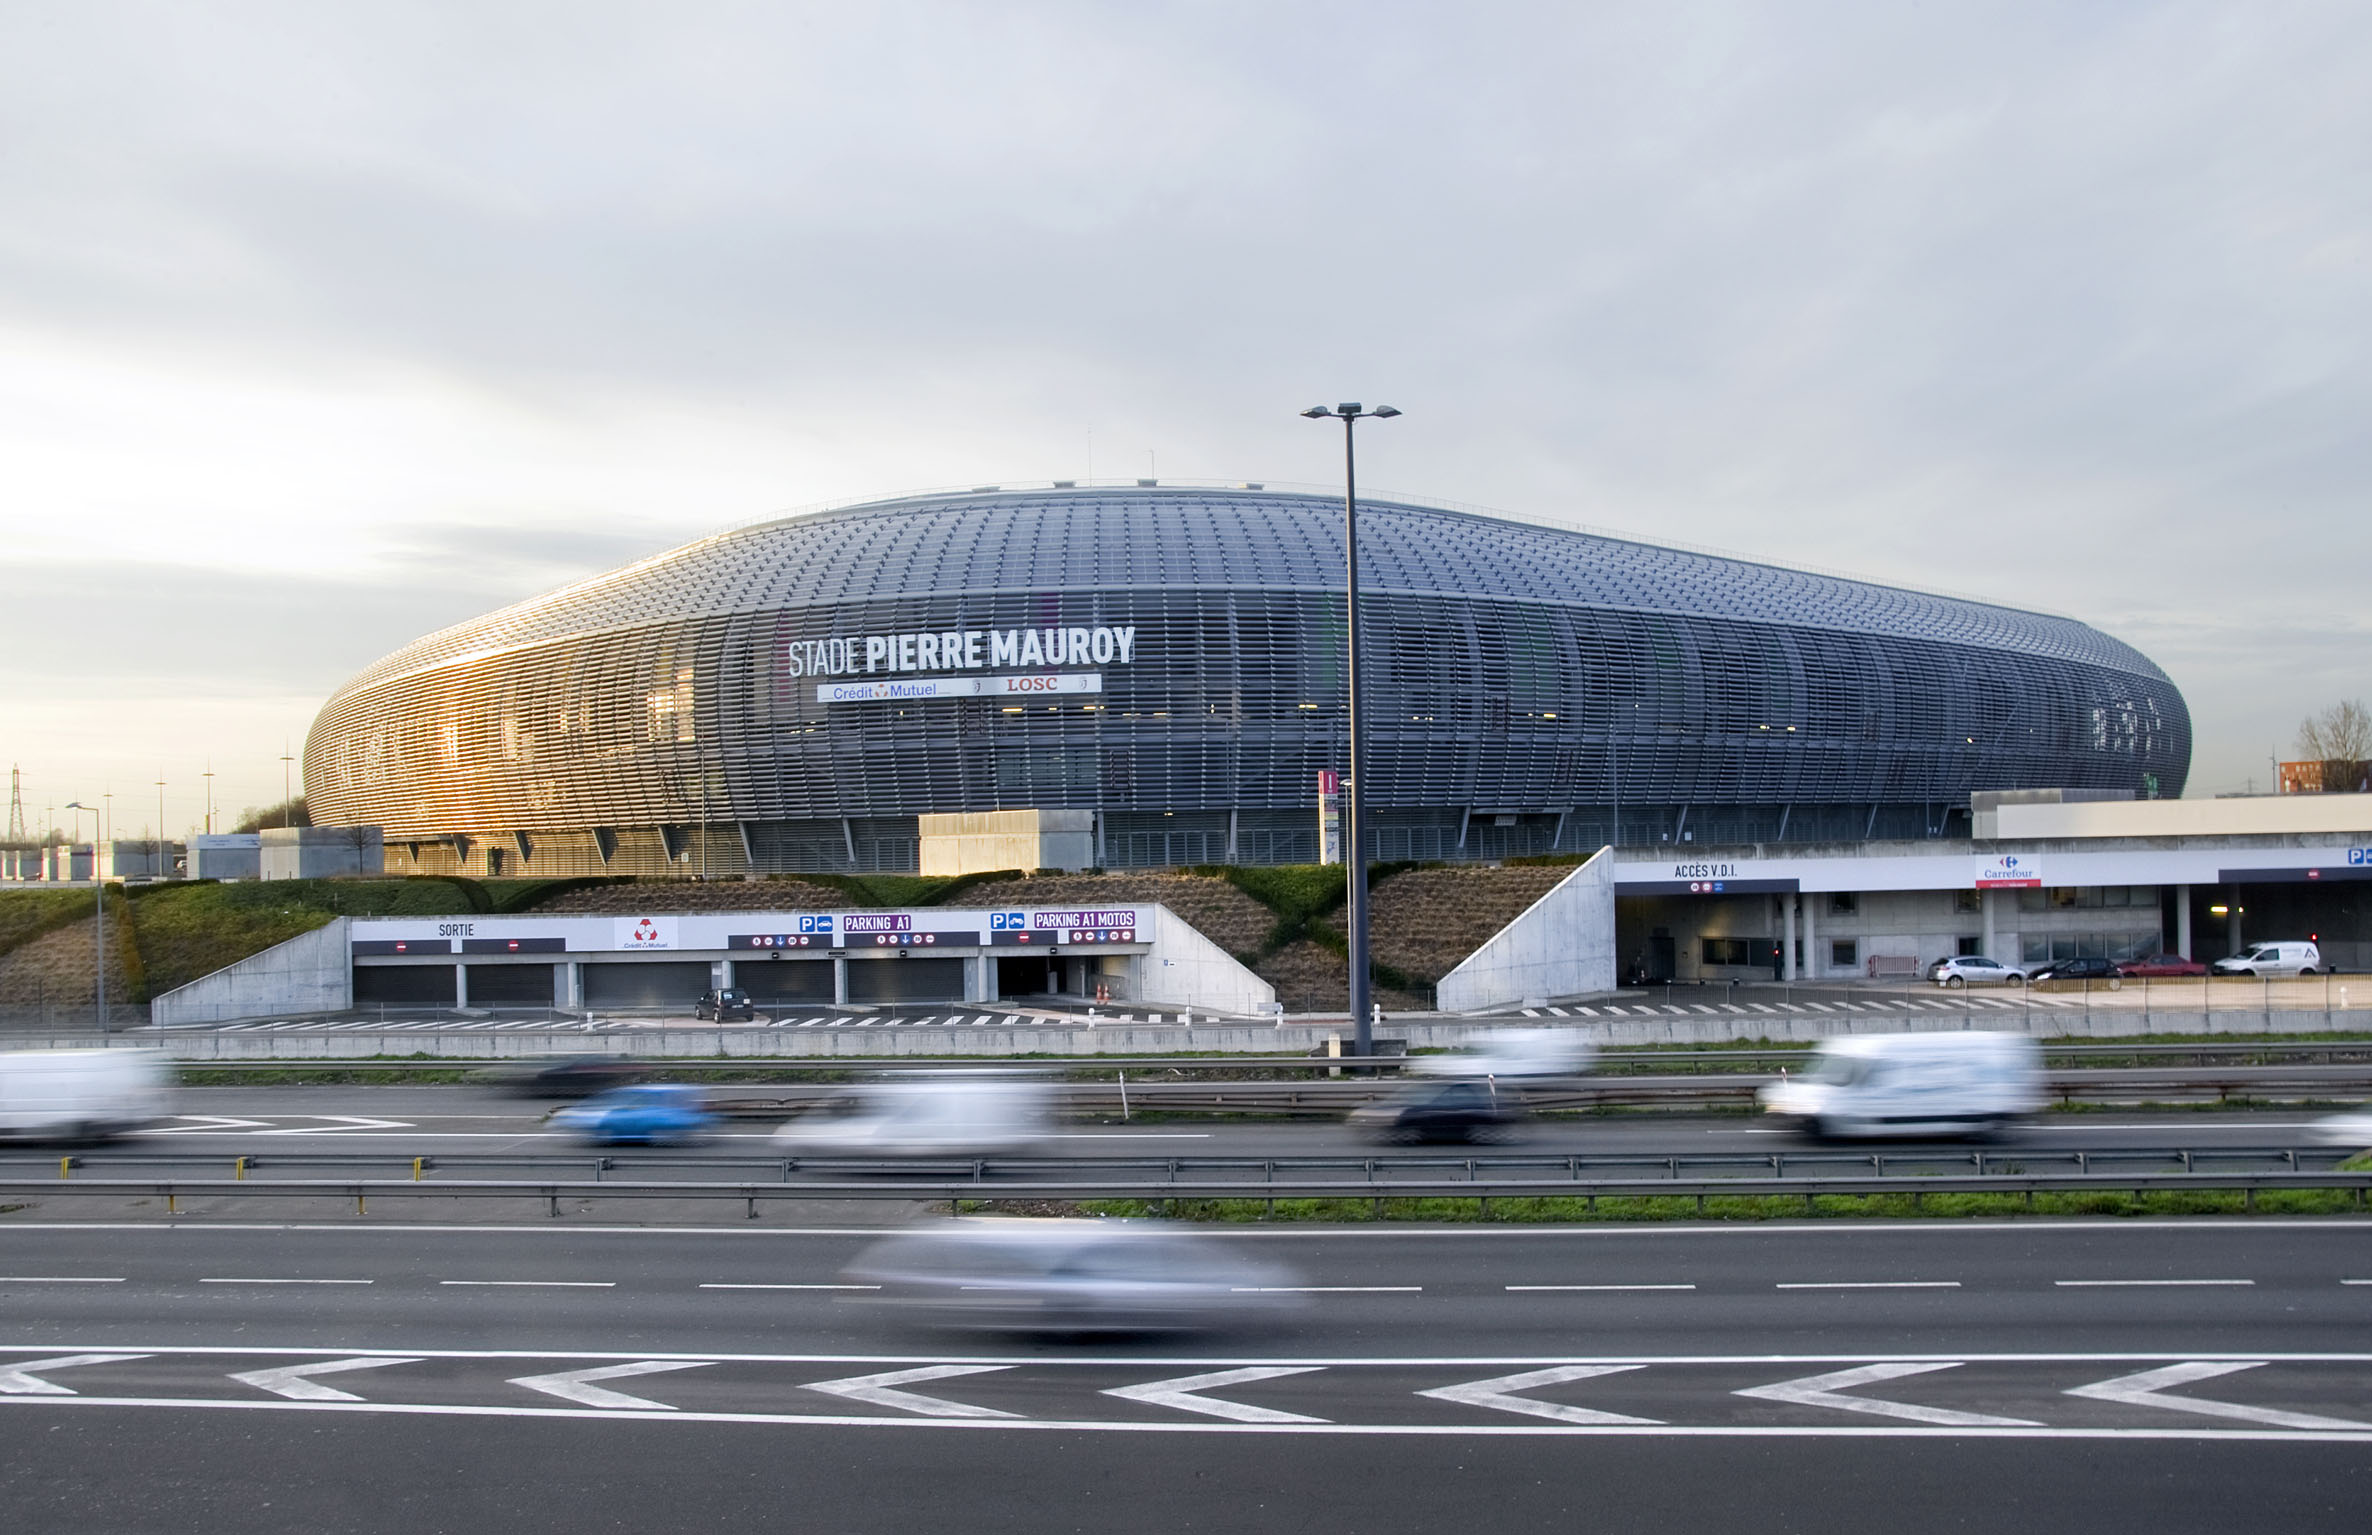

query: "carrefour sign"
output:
1974 853 2043 889
789 626 1138 680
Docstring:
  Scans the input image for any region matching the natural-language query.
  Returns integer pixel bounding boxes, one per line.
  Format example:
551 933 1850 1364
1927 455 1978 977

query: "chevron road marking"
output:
2064 1361 2372 1431
508 1360 711 1410
802 1365 1020 1418
1103 1367 1328 1424
1417 1365 1661 1425
230 1357 424 1402
1734 1362 2040 1427
0 1354 149 1395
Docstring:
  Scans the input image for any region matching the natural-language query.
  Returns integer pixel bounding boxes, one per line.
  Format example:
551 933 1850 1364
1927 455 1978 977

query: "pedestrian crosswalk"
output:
1504 990 2087 1021
167 1010 1216 1035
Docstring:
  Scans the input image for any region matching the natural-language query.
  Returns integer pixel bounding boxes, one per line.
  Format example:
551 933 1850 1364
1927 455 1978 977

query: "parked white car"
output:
2210 941 2324 977
1931 955 2026 988
0 1048 173 1142
1757 1032 2045 1140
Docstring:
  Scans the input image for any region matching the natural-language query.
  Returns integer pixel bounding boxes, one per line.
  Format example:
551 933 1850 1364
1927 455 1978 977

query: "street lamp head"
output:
65 801 85 810
1372 406 1402 419
1301 406 1332 418
1336 402 1362 415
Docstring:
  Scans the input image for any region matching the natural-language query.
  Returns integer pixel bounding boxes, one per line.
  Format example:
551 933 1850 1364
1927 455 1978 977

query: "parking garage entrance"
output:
845 956 965 1004
582 961 711 1009
736 959 834 1004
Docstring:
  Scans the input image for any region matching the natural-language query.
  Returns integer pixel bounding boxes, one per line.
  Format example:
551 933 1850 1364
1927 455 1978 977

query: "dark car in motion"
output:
475 1055 645 1098
1346 1080 1519 1144
2026 956 2120 982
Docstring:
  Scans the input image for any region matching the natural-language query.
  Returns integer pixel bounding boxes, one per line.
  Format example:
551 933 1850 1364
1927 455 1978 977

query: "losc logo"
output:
989 911 1026 931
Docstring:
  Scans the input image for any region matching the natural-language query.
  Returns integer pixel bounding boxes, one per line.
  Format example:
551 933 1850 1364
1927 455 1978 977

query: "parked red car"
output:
2116 954 2209 978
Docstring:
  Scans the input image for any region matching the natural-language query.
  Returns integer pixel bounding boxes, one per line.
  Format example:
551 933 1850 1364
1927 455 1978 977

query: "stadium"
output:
304 483 2192 877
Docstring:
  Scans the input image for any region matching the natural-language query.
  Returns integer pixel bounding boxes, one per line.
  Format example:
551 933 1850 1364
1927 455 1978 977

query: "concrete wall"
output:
187 835 262 880
1134 903 1278 1015
1435 847 1617 1010
262 826 384 880
917 809 1094 876
151 917 353 1025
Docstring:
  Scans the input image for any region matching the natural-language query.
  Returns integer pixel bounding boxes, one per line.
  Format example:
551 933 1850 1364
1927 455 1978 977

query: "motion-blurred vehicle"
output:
1931 955 2026 987
843 1218 1305 1333
694 988 755 1022
774 1074 1053 1158
2025 956 2119 983
2211 941 2325 977
0 1048 172 1142
1409 1027 1597 1079
2307 1107 2372 1149
475 1055 644 1098
2115 953 2209 978
549 1083 717 1145
1348 1079 1520 1144
1756 1032 2044 1140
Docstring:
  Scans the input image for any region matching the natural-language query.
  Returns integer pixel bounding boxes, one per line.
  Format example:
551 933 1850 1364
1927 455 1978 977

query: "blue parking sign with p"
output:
799 914 832 934
990 911 1024 931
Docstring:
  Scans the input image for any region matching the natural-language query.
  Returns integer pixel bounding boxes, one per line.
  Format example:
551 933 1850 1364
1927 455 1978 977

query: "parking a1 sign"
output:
1974 853 2043 889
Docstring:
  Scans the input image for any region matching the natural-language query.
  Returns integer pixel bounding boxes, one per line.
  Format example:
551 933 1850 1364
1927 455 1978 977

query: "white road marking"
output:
441 1280 615 1288
804 1364 1020 1418
0 1277 124 1284
1507 1284 1696 1292
1776 1281 1960 1290
1735 1362 2039 1427
510 1360 710 1409
1104 1367 1328 1424
2343 1280 2372 1286
2065 1361 2371 1431
1230 1286 1421 1293
231 1356 421 1401
1418 1364 1660 1425
699 1283 880 1290
0 1354 148 1395
1050 1131 1212 1140
2055 1279 2253 1287
200 1278 372 1285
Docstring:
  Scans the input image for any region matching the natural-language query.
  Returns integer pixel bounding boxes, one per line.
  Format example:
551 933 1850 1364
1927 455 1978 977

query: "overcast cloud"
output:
4 2 2366 834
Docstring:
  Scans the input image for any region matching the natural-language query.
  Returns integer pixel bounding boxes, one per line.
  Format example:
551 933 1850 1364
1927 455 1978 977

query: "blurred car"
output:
774 1074 1053 1158
2116 953 2209 978
1409 1027 1597 1079
2211 941 2325 977
475 1055 644 1098
2307 1108 2372 1149
1347 1079 1519 1144
1756 1031 2044 1140
1931 955 2026 988
694 988 755 1022
549 1083 718 1145
0 1048 172 1143
2026 956 2120 983
843 1218 1305 1333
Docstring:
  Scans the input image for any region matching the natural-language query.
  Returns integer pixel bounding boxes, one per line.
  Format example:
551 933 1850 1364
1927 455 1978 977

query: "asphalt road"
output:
21 1083 2363 1165
1 1219 2368 1531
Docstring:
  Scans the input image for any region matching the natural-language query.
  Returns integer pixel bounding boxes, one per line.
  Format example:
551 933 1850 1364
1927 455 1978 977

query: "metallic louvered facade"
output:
305 485 2191 876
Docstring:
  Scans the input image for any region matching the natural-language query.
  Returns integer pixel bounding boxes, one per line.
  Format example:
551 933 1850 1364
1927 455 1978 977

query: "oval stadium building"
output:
305 484 2191 877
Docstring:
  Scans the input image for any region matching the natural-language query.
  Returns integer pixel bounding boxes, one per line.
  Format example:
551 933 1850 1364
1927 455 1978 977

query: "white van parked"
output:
2210 941 2324 977
1756 1032 2044 1141
0 1048 174 1142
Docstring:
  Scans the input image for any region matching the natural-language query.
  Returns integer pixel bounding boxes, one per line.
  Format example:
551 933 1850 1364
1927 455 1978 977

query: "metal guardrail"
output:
5 1169 2368 1218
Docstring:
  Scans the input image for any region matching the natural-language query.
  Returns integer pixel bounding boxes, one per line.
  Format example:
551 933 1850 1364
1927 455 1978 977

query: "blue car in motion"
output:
549 1084 718 1146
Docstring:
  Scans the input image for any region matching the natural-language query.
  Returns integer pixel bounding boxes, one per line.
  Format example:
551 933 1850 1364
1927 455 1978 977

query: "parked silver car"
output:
1931 955 2026 988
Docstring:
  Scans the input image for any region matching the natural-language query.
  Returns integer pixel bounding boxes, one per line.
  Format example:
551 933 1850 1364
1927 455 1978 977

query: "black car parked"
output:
695 988 756 1021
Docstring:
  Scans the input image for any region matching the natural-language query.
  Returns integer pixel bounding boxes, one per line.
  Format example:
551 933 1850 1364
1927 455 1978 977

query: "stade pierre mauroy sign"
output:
791 625 1138 704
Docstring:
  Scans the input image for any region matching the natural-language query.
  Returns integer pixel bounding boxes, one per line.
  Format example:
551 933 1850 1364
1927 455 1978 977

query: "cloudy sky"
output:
4 2 2366 837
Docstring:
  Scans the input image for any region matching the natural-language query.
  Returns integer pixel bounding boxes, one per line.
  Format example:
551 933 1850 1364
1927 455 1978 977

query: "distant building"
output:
187 834 263 881
261 826 384 881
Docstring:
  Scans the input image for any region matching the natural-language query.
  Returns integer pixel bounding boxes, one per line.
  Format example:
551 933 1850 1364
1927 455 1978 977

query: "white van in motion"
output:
2210 941 2324 977
774 1074 1054 1158
1756 1032 2044 1141
0 1048 174 1142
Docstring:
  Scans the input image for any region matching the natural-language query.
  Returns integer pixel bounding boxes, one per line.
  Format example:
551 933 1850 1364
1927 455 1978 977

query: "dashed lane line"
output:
199 1278 372 1286
0 1277 125 1284
2055 1279 2254 1288
1776 1281 1959 1290
699 1283 879 1291
1507 1284 1695 1292
441 1280 616 1289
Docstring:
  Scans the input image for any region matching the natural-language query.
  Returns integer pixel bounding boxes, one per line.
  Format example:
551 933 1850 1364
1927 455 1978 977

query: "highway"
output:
1 1217 2368 1531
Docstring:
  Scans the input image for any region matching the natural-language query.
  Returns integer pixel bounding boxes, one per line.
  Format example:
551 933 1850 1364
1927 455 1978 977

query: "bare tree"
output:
2296 699 2371 793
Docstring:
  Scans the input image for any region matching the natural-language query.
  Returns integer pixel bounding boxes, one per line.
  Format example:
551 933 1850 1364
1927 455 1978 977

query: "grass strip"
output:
1075 1187 2372 1224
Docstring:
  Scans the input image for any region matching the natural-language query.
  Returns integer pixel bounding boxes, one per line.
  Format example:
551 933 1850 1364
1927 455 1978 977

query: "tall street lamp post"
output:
63 802 103 1032
1300 401 1400 1056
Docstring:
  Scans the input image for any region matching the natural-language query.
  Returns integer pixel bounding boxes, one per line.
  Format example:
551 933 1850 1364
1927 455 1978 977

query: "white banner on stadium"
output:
816 672 1102 704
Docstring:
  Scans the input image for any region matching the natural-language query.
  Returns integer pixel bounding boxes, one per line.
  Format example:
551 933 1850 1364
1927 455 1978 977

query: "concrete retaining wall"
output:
150 919 353 1025
1435 848 1616 1010
1136 904 1277 1015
